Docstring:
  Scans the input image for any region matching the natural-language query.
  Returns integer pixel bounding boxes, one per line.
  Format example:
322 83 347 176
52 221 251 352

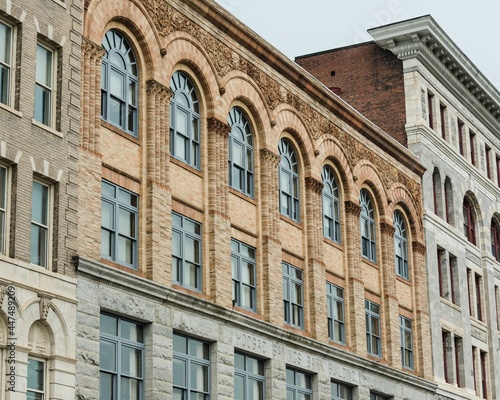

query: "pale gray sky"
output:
214 0 500 91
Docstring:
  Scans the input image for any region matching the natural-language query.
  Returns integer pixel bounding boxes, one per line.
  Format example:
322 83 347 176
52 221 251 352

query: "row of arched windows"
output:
100 30 411 280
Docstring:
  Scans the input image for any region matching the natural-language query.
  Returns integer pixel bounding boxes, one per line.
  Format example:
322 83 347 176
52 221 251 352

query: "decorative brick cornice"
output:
305 177 323 193
412 241 426 255
344 200 361 216
259 149 280 168
380 222 396 236
146 79 173 101
82 37 105 61
207 117 231 137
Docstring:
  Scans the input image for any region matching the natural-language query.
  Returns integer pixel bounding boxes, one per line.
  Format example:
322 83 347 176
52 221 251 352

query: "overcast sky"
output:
214 0 500 91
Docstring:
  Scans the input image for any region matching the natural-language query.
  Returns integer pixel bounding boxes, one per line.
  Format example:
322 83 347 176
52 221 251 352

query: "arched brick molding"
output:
389 183 424 241
353 159 389 221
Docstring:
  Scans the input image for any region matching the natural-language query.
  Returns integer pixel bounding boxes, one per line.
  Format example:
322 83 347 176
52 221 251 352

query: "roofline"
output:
295 40 375 60
184 0 426 177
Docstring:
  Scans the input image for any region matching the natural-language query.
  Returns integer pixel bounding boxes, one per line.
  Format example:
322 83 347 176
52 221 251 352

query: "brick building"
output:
297 15 500 400
76 1 436 399
0 0 81 397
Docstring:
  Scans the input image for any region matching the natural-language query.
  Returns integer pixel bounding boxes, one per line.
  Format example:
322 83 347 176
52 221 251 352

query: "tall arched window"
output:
322 165 340 243
101 30 138 136
278 139 300 222
170 71 200 169
360 189 376 262
463 197 476 245
228 107 254 197
491 219 500 262
394 211 409 279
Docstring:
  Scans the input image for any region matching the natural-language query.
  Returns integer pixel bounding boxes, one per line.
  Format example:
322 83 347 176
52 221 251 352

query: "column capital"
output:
412 241 426 255
82 37 106 62
344 200 361 216
207 116 231 137
259 148 281 168
146 79 173 100
305 177 323 193
380 222 396 236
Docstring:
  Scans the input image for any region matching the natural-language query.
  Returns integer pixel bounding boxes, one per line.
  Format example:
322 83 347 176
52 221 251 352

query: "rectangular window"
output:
30 180 51 268
480 351 488 399
172 212 202 291
449 255 458 305
173 333 210 400
495 286 500 331
0 21 13 106
331 380 352 400
440 103 447 140
470 131 476 166
326 282 345 344
286 368 312 400
34 43 55 127
475 274 483 321
427 92 434 130
0 165 8 255
454 336 464 387
467 268 473 316
442 331 452 383
400 316 413 369
234 353 265 400
370 393 390 400
27 358 45 400
282 262 304 329
458 120 465 156
497 156 500 188
437 249 445 298
365 300 381 357
101 180 138 268
100 314 144 400
485 145 492 179
472 346 478 393
231 239 256 311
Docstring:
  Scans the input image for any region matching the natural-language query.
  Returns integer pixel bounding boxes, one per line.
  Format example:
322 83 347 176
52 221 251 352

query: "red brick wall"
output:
296 43 407 146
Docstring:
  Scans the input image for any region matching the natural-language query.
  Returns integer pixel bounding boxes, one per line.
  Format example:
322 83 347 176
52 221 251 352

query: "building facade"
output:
297 15 500 400
76 1 437 399
0 0 81 398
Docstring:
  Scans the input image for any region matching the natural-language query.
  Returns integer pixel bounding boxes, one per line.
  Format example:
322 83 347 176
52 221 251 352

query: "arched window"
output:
278 139 300 222
394 211 409 279
322 165 340 243
228 107 253 197
491 219 500 262
360 189 376 262
463 197 476 245
101 30 138 136
444 177 453 224
27 322 50 400
170 71 200 169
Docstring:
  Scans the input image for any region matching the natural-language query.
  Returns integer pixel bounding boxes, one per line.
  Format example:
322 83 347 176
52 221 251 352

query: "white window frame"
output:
30 179 52 268
0 164 10 255
27 357 47 400
34 42 56 127
0 19 15 108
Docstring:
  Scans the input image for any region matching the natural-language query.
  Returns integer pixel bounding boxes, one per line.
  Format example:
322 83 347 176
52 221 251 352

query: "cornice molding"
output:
369 15 500 134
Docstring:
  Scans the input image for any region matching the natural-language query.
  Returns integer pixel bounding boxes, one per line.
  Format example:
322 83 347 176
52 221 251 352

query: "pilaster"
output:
344 200 365 354
259 148 282 325
206 117 232 307
145 80 172 283
304 177 327 340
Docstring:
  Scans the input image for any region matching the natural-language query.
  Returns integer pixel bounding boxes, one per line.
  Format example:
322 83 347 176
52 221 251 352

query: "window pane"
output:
121 377 140 400
173 358 187 386
109 97 122 126
101 229 113 258
173 334 187 354
176 108 189 136
0 65 9 105
172 231 181 257
101 201 114 229
234 374 244 400
242 262 254 285
100 314 117 336
32 182 48 225
30 225 47 267
185 237 200 263
189 339 209 360
121 346 142 377
118 208 136 237
117 236 133 264
36 45 52 87
99 372 114 400
100 340 116 371
249 378 264 400
110 69 124 99
27 359 44 391
190 363 208 391
0 23 11 64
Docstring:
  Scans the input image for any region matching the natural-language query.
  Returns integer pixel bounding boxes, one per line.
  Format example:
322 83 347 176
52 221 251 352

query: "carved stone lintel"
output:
344 200 361 216
305 177 323 193
207 117 231 138
82 37 106 62
412 241 426 255
146 79 172 100
259 148 281 169
39 296 52 320
380 222 396 236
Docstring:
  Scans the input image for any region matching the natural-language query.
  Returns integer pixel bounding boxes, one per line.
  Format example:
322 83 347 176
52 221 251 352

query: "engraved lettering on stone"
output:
328 363 359 384
465 250 480 266
234 331 268 354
